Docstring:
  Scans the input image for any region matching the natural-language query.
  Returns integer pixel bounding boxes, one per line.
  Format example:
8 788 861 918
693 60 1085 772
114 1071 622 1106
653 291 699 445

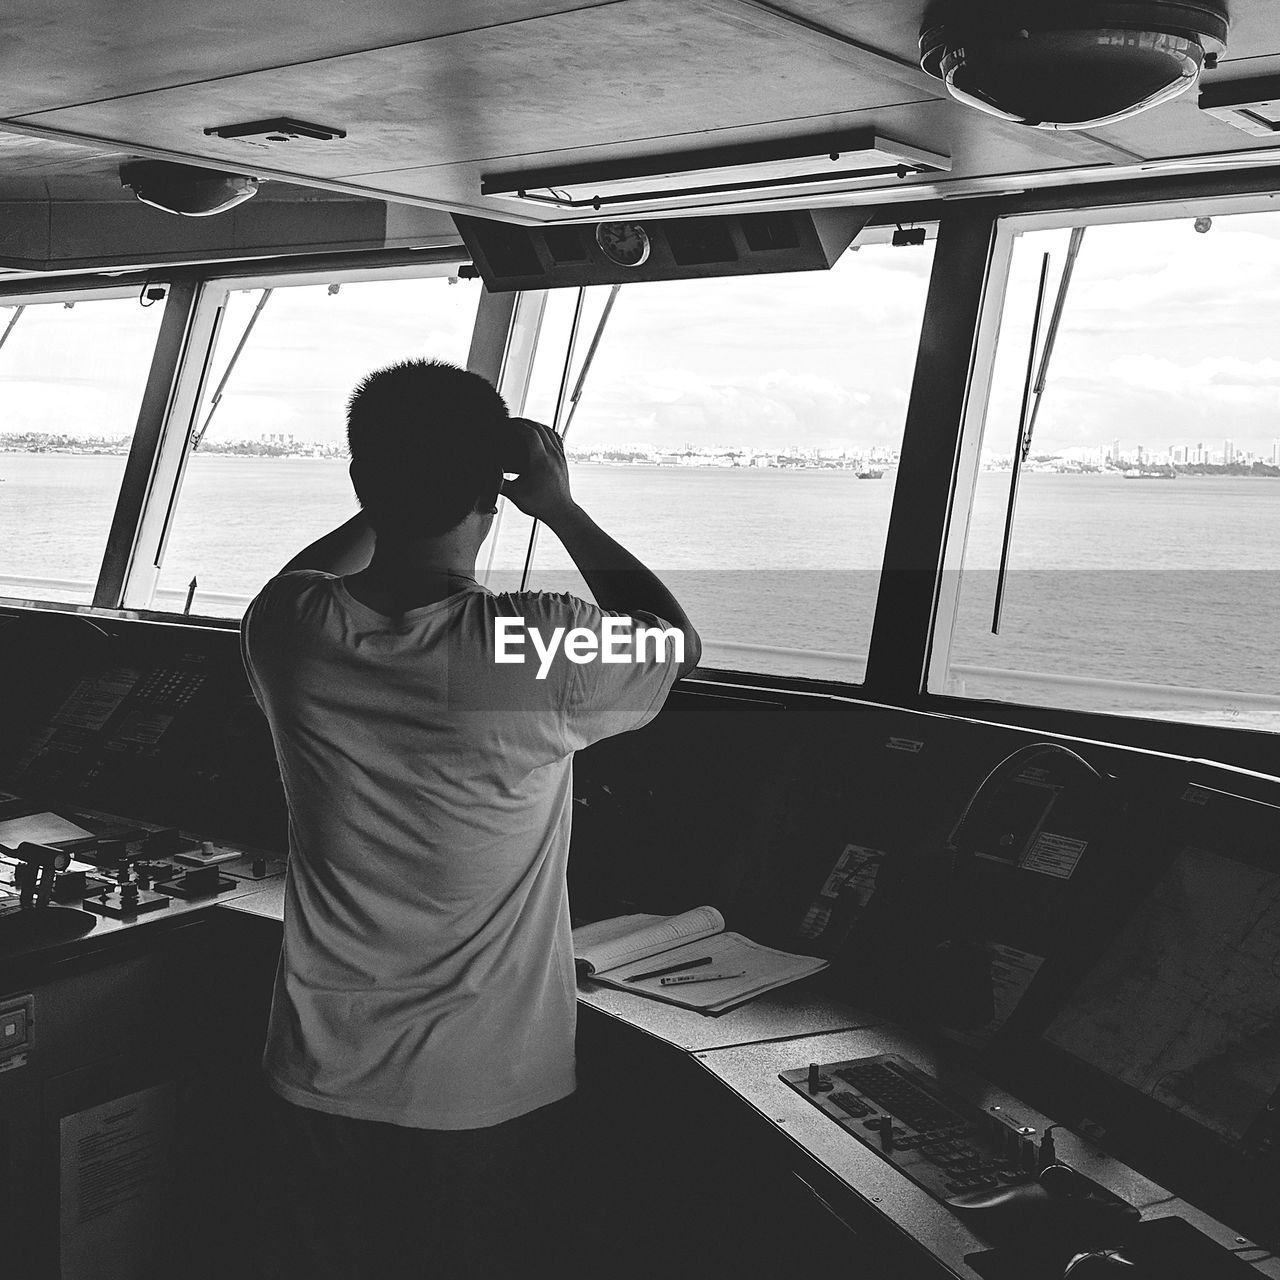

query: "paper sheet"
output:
0 811 94 850
60 1084 177 1280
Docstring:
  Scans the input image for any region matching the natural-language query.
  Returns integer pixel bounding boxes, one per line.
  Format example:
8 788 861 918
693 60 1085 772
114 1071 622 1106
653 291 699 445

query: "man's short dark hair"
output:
346 359 509 537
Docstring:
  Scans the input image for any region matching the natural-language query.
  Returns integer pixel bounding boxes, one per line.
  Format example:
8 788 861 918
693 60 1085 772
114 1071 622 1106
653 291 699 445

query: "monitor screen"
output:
1044 837 1280 1147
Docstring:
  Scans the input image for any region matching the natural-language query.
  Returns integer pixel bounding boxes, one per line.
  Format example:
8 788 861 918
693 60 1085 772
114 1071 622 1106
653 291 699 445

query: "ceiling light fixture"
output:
482 130 949 211
203 117 347 146
120 160 259 217
919 0 1229 130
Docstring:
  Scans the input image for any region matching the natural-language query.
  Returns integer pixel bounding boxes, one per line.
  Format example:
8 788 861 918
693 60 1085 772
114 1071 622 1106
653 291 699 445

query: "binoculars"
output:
496 419 545 475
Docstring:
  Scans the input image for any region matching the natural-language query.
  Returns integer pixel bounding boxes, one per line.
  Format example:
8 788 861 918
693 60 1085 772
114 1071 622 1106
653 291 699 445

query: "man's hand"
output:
499 417 700 677
499 419 578 524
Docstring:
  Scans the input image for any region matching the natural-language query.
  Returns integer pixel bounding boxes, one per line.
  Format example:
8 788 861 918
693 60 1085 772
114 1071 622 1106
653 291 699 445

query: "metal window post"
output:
863 208 1007 702
467 289 518 390
113 277 227 612
93 277 202 609
471 288 550 587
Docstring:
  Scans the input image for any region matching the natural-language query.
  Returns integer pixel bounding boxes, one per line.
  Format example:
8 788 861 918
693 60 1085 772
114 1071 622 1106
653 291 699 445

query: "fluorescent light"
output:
482 131 949 211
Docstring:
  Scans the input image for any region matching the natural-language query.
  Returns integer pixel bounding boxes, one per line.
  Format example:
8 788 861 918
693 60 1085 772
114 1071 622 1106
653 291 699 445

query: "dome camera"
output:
119 160 260 217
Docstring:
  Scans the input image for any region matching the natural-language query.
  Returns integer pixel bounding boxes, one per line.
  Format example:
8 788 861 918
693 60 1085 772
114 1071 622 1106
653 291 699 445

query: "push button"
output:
0 1008 28 1050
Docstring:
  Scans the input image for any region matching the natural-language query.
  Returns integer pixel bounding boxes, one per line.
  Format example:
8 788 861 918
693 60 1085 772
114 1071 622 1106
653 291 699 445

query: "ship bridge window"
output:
483 235 936 684
930 204 1280 733
138 266 480 616
0 289 164 607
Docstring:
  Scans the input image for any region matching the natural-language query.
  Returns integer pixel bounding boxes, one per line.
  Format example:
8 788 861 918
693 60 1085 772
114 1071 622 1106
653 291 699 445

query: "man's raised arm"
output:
501 420 701 679
277 511 374 576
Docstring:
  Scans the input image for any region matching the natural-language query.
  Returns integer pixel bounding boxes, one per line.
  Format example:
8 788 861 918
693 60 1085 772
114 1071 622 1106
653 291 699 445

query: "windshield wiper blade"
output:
992 253 1050 635
561 283 621 445
1025 226 1085 452
992 227 1085 634
0 305 26 355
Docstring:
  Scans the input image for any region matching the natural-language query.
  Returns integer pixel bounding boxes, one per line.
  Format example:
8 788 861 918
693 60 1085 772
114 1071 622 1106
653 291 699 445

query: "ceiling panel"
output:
2 0 1280 225
0 130 127 179
10 1 941 200
1212 3 1280 65
0 1 620 116
1091 93 1280 163
736 0 926 66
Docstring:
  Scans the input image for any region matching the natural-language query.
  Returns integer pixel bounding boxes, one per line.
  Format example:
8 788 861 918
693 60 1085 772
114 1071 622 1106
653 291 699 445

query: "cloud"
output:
0 379 145 436
1205 360 1280 389
987 216 1280 453
1013 217 1280 345
575 363 910 451
563 248 936 450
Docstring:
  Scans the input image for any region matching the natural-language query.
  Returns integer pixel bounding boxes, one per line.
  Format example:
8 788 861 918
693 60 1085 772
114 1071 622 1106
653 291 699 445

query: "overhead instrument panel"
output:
453 207 872 291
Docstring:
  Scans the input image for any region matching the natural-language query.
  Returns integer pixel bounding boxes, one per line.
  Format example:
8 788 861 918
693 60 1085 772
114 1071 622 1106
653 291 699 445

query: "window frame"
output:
922 189 1280 751
0 275 183 611
115 253 493 614
494 238 942 683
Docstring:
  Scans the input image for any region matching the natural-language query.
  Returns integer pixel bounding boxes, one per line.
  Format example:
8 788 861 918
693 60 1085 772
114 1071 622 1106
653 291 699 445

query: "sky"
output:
988 212 1280 459
3 206 1280 458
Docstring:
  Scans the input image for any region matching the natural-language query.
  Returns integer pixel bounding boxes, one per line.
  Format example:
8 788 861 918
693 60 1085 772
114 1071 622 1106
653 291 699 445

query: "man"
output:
241 359 699 1277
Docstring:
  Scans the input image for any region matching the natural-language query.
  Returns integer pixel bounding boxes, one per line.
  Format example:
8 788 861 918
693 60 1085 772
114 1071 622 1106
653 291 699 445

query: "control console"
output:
2 810 285 924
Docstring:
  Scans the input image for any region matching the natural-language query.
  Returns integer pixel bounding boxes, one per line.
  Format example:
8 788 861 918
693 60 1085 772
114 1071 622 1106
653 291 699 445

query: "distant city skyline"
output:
7 428 1278 477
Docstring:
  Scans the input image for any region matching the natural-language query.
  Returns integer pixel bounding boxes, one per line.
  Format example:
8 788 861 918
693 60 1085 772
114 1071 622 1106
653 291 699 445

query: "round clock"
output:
595 221 651 267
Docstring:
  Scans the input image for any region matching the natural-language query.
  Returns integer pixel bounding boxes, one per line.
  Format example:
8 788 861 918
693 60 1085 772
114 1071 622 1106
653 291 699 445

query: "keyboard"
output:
780 1054 1044 1201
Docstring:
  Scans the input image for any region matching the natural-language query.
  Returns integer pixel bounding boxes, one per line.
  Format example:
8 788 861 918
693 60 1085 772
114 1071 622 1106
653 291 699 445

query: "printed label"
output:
987 943 1045 1031
947 942 1046 1046
819 843 884 903
109 712 174 748
1020 831 1088 879
51 668 139 732
799 843 886 939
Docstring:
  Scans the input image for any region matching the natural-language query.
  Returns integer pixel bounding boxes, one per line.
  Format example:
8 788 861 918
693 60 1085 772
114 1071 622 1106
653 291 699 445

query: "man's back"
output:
243 569 679 1128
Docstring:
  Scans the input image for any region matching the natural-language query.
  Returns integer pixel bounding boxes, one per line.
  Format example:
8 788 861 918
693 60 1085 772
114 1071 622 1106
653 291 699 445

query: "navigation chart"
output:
1045 846 1280 1144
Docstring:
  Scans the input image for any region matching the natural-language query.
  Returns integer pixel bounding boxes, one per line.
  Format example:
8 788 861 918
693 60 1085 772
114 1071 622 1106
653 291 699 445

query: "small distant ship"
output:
856 469 885 479
1122 469 1176 480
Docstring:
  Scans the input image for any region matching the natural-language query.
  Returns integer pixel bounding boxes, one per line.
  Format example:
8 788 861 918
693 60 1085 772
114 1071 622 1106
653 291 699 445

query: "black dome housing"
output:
120 160 260 217
920 1 1229 129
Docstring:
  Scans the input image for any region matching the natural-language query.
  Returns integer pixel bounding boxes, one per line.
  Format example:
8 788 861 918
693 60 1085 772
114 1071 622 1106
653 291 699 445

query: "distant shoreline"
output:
1 447 1277 478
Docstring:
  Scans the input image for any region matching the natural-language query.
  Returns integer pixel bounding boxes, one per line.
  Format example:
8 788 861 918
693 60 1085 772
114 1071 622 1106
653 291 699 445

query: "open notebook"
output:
572 905 827 1014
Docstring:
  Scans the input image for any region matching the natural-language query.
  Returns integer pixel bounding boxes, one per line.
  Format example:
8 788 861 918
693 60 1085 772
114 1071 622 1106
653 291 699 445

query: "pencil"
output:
624 956 713 983
659 970 747 986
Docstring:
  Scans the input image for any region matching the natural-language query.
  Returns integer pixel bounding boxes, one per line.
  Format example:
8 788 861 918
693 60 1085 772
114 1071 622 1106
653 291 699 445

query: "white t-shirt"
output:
241 571 682 1128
